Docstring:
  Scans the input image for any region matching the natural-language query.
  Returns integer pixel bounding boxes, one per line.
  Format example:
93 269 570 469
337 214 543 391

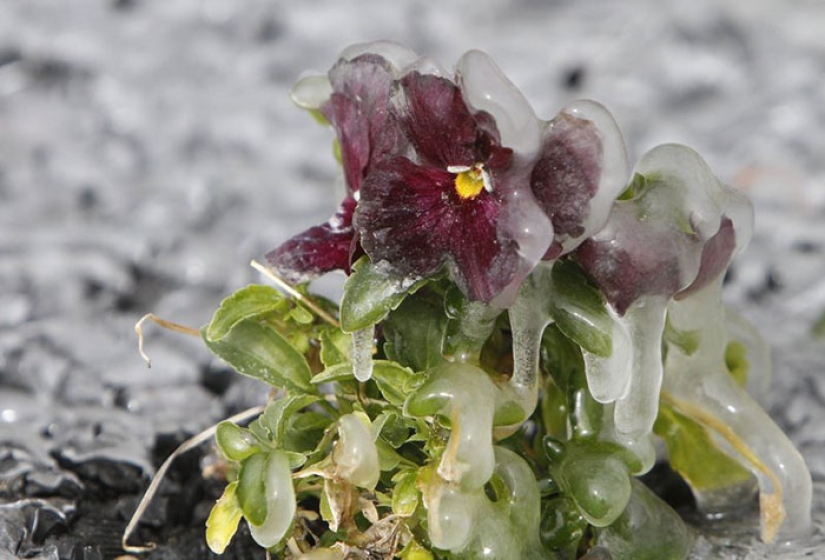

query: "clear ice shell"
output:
339 40 421 71
557 100 630 255
664 279 812 543
455 50 542 159
333 413 380 490
290 73 333 110
248 450 297 548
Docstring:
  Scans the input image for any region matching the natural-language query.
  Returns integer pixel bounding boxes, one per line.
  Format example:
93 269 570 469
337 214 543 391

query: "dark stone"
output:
199 363 234 396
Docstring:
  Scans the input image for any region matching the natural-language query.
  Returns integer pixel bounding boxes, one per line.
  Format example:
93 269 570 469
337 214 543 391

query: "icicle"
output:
664 279 812 542
248 450 297 549
613 297 668 437
581 315 633 404
507 265 554 417
350 326 375 381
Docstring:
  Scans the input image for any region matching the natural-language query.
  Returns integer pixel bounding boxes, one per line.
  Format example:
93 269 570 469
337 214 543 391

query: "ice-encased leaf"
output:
216 421 261 462
333 413 380 490
340 256 420 333
237 453 268 526
202 320 315 394
248 450 297 548
205 285 287 342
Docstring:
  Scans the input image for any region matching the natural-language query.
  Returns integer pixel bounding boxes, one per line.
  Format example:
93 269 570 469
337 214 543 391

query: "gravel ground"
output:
1 0 824 558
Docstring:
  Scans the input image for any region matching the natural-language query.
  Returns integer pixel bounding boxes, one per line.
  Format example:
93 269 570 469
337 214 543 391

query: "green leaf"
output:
382 292 448 372
206 481 243 554
549 260 613 357
259 394 321 445
654 403 752 492
236 453 269 526
320 328 350 368
594 480 692 560
202 320 315 394
205 285 287 342
724 340 749 388
392 469 420 517
664 315 700 356
371 360 417 406
340 257 422 333
312 362 355 384
284 411 333 454
216 421 261 462
372 411 412 449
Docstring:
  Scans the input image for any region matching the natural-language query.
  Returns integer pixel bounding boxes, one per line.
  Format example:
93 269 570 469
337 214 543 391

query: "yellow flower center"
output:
453 166 486 200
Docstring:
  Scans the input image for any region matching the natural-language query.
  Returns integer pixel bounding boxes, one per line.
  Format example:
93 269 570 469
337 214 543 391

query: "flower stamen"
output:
449 163 490 200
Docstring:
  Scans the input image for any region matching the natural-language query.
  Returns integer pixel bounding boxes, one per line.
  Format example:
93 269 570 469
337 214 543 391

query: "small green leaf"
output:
724 340 749 388
202 320 315 394
382 292 447 372
654 403 752 492
288 303 314 325
320 328 350 368
237 453 269 526
206 481 243 554
312 362 354 384
549 260 613 357
340 257 422 333
371 360 417 406
392 469 420 517
259 394 321 445
284 411 333 453
205 285 287 342
216 421 261 462
664 315 700 356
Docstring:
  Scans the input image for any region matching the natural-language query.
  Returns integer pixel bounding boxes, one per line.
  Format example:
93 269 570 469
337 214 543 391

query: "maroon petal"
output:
356 157 453 278
447 189 519 302
574 209 688 316
324 54 403 192
675 216 736 300
530 113 603 250
393 72 490 169
266 197 358 284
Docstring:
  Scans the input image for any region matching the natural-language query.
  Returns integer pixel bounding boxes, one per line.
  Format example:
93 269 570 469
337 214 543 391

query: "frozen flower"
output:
574 144 753 315
266 45 416 283
355 69 523 302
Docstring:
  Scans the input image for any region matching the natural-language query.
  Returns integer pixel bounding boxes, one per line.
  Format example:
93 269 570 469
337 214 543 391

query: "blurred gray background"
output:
1 0 824 558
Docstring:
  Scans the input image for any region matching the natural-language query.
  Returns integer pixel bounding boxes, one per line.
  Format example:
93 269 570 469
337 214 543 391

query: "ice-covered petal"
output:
339 40 420 72
392 72 498 169
456 50 541 158
325 55 403 192
265 197 357 284
531 101 628 257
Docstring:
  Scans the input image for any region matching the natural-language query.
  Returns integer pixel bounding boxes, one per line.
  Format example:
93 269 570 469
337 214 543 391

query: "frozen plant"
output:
133 42 812 559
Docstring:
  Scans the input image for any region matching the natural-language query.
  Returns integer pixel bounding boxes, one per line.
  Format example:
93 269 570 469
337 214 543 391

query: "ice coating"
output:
424 447 545 558
406 363 496 490
663 279 812 543
581 314 633 404
248 450 297 548
350 326 375 381
333 413 380 490
725 307 772 406
455 50 542 159
556 100 629 255
291 73 333 110
339 40 420 71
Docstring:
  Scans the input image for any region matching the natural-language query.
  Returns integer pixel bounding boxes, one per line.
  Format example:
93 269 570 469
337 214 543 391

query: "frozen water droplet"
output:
350 326 374 382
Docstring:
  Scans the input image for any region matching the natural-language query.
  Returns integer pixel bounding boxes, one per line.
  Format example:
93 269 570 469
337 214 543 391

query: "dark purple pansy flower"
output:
266 46 415 283
355 71 521 302
574 144 753 315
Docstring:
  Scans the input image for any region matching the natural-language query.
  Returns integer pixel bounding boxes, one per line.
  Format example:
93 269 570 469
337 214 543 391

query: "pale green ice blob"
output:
247 450 297 549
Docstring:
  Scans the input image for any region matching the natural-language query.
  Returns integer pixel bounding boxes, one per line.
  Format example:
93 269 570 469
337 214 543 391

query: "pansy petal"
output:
266 197 357 284
322 54 404 193
531 101 628 257
448 191 519 302
356 157 454 278
392 73 484 169
456 50 541 158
